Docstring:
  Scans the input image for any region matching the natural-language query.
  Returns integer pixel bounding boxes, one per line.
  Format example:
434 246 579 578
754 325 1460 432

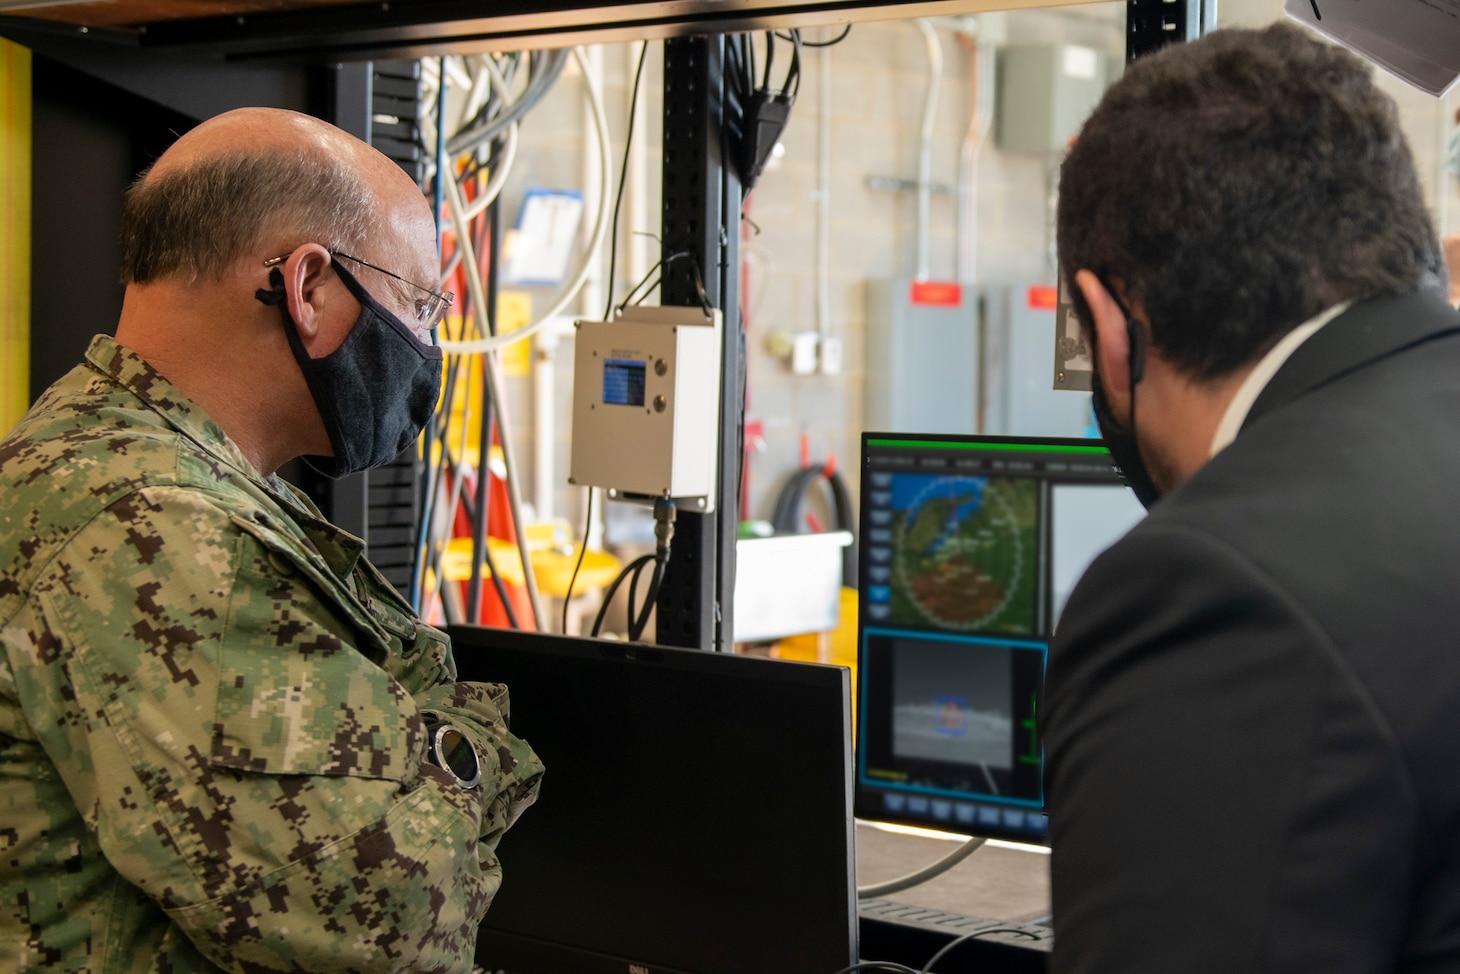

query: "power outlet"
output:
819 336 843 375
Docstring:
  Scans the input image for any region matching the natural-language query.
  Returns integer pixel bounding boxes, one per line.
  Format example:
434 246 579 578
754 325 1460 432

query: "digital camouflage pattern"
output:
0 336 543 972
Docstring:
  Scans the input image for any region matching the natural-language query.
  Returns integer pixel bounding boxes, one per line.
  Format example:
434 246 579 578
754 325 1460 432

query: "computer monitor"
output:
854 433 1145 843
447 627 858 974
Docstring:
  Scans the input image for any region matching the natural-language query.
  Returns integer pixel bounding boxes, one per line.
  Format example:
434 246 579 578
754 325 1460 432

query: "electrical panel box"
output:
983 283 1092 437
865 279 979 434
995 45 1109 154
570 306 722 511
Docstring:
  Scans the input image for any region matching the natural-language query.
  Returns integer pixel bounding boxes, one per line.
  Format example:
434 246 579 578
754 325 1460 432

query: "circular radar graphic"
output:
893 476 1026 631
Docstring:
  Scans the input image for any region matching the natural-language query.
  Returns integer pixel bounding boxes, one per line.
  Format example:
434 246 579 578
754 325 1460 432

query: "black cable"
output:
627 556 663 641
771 464 858 587
734 328 748 523
466 189 501 624
626 555 650 632
635 500 677 640
761 29 777 93
829 963 919 974
726 33 753 102
778 23 853 47
457 475 516 626
784 30 802 99
419 305 472 616
617 251 683 313
561 488 594 634
591 553 656 638
603 41 651 320
476 523 521 630
919 928 1042 973
733 29 800 191
628 273 661 306
589 500 676 640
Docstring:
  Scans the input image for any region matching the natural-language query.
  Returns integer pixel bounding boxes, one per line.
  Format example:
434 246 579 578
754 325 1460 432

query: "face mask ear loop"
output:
256 266 351 472
255 267 287 308
1101 277 1148 451
256 268 312 362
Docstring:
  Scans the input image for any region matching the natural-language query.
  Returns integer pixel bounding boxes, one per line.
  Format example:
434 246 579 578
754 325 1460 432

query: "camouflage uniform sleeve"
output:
14 484 541 973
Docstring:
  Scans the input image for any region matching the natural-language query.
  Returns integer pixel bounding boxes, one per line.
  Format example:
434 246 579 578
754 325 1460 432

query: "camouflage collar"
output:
86 335 368 581
85 335 263 480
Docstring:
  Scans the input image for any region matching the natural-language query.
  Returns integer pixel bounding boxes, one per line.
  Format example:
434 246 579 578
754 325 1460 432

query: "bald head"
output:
120 107 432 287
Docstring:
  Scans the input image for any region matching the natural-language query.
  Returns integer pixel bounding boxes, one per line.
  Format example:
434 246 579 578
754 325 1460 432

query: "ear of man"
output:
1075 269 1138 393
278 245 344 349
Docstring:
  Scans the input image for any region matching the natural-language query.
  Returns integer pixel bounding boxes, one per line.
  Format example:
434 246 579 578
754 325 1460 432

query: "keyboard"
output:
858 898 1052 972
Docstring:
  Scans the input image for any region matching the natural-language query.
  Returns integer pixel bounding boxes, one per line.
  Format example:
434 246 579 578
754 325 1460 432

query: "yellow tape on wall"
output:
0 39 28 437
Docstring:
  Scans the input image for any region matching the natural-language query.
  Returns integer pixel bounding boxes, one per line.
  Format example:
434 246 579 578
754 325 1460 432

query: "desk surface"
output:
855 822 1051 926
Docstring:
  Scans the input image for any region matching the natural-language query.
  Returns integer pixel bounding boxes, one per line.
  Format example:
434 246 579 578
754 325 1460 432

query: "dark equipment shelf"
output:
0 0 1103 61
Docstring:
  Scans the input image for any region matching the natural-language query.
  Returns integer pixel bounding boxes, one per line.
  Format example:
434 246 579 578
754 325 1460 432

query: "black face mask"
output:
256 260 443 478
1092 313 1162 510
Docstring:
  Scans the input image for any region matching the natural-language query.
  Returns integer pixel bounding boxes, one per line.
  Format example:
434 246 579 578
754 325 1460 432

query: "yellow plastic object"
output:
0 39 30 436
774 587 858 667
529 545 622 600
441 536 526 585
440 535 621 600
495 290 533 378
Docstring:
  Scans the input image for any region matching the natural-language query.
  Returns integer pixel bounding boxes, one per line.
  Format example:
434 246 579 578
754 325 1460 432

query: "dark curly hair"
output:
1057 23 1445 381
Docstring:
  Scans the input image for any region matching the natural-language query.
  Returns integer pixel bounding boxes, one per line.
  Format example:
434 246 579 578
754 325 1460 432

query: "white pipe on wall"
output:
956 34 994 284
816 41 832 339
915 19 943 282
626 40 651 292
533 330 557 521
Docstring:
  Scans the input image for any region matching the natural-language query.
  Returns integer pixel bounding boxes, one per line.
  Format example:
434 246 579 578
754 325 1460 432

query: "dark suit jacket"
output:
1044 290 1460 974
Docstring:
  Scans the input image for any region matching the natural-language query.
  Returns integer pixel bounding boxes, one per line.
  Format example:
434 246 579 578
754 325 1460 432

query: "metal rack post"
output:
656 35 743 650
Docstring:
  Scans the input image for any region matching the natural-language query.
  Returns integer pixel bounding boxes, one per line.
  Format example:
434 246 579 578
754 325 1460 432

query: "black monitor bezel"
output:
853 431 1126 844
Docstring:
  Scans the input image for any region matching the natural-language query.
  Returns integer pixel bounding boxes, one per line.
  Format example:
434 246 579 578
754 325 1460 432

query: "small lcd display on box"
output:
603 359 646 406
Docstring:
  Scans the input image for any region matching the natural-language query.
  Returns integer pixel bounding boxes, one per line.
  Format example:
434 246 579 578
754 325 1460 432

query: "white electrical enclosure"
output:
570 306 722 510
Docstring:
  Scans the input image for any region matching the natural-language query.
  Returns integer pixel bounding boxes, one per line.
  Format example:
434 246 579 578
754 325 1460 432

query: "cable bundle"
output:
410 50 611 628
725 26 853 191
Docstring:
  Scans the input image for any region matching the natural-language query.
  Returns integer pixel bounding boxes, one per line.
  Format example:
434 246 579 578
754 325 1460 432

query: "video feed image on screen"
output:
893 638 1019 795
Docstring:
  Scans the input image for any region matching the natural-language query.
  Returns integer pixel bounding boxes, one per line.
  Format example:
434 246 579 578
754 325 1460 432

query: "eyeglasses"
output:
262 250 454 333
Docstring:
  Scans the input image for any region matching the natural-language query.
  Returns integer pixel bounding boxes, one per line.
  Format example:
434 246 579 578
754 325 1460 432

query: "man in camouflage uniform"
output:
0 107 543 971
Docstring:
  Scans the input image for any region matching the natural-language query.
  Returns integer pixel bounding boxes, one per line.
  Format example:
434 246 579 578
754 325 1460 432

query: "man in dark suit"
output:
1045 23 1460 973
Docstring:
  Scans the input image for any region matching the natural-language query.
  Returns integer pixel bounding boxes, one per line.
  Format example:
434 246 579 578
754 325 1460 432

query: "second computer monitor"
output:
855 433 1145 843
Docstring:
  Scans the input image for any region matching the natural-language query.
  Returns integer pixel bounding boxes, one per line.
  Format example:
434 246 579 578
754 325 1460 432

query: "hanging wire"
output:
417 44 617 630
437 46 613 355
602 41 651 321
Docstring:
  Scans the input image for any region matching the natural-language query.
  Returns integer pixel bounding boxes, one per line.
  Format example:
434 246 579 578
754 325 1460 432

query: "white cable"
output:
815 40 832 340
458 121 519 224
425 55 521 244
459 55 494 137
437 170 546 627
444 54 474 93
856 835 987 899
441 157 494 336
482 349 546 628
437 45 612 354
419 63 442 166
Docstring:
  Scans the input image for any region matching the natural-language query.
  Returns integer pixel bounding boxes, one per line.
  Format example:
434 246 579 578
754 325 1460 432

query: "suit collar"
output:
1244 290 1460 430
